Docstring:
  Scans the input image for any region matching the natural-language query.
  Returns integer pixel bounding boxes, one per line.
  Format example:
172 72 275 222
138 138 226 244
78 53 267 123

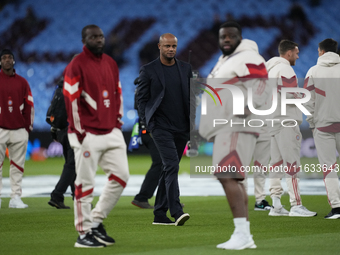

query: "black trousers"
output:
134 133 163 202
151 128 188 220
50 128 76 202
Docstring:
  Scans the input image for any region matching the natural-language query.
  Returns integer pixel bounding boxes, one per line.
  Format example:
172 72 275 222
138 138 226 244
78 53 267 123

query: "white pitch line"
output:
0 174 327 198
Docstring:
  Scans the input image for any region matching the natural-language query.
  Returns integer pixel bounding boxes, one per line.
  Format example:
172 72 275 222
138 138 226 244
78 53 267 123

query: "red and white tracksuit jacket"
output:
63 46 123 142
304 51 340 208
266 57 302 135
199 39 269 141
0 70 34 132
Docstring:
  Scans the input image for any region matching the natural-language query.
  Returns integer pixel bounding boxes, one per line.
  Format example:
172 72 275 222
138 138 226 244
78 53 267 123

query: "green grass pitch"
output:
0 196 338 255
0 155 339 254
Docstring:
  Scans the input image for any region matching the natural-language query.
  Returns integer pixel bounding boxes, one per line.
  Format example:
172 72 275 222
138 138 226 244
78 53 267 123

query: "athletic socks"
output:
272 196 282 208
79 222 101 239
92 222 100 228
245 221 251 236
233 217 247 234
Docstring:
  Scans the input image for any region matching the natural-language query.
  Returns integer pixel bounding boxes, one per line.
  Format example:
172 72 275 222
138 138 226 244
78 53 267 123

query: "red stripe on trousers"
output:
272 160 283 169
108 174 126 188
77 201 84 234
254 160 267 172
0 161 3 168
292 176 301 205
294 177 300 205
323 162 337 178
254 160 262 167
286 161 299 176
74 184 93 234
10 160 24 172
216 150 245 178
75 184 93 200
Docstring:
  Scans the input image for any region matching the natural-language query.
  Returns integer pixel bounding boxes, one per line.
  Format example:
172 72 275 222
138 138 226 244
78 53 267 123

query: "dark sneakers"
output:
152 217 175 225
91 223 115 246
254 200 271 211
175 213 190 226
48 199 70 209
153 212 190 226
131 200 154 209
74 232 106 248
324 207 340 219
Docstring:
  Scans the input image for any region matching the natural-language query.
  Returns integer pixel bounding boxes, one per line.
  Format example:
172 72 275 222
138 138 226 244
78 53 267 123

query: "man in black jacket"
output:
132 77 162 209
137 33 194 225
47 77 76 209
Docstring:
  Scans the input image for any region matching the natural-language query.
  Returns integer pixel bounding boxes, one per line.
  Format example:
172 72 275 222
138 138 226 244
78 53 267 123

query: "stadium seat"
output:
1 0 338 130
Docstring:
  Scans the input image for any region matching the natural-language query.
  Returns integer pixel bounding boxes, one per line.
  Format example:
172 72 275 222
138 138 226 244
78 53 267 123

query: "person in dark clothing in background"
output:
131 77 163 209
47 77 76 209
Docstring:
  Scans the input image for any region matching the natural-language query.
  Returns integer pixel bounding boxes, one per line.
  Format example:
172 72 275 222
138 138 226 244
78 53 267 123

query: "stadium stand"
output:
0 0 339 131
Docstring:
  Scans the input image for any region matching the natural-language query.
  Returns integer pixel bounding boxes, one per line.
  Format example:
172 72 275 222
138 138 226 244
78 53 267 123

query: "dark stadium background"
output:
1 0 339 157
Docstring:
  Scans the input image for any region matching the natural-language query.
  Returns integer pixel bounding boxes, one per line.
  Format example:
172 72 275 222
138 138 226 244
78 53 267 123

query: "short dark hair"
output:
0 49 14 59
319 38 338 53
81 24 99 39
220 21 242 35
278 40 298 55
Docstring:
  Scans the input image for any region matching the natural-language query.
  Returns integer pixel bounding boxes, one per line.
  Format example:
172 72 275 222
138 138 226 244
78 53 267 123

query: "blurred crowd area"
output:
0 0 339 131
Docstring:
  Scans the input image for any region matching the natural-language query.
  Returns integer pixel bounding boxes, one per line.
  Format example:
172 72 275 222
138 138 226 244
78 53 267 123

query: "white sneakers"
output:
217 232 256 250
9 195 28 208
289 205 317 217
269 206 289 216
269 205 317 217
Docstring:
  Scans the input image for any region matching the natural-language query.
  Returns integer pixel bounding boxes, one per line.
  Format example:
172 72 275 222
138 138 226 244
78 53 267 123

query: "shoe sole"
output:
48 201 70 209
74 242 105 248
325 214 340 219
9 205 28 209
93 236 115 246
152 222 175 225
131 201 154 209
217 241 257 250
269 212 289 216
254 207 271 211
175 214 190 226
289 212 317 217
